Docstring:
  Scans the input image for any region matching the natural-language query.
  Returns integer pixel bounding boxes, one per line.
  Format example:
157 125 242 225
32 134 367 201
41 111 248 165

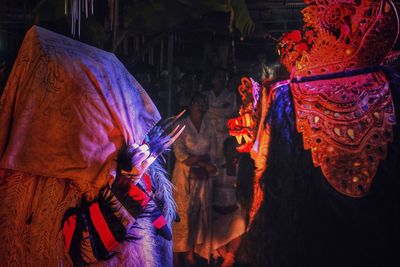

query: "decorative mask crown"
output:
279 0 399 77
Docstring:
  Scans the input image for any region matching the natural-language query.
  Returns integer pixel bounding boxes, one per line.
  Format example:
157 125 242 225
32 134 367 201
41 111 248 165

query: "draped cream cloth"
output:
0 26 160 192
0 26 169 267
172 116 213 252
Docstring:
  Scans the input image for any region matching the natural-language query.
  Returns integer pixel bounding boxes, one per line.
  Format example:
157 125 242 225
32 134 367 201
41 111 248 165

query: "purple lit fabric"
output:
0 26 160 188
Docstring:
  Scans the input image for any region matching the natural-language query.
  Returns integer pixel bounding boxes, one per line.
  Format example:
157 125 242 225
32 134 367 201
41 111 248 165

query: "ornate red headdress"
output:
281 0 399 197
279 0 399 77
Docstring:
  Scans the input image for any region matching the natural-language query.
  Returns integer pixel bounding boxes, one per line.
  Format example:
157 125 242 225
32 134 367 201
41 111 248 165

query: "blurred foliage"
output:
230 0 255 35
33 0 255 50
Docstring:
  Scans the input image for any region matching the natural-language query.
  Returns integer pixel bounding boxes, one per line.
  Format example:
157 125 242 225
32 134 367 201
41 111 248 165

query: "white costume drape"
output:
195 165 246 260
172 116 213 252
196 89 245 260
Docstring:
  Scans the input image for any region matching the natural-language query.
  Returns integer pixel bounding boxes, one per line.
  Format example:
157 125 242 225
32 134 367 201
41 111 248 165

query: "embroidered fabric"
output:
0 164 175 267
0 26 174 267
0 26 160 189
0 168 80 266
291 71 396 197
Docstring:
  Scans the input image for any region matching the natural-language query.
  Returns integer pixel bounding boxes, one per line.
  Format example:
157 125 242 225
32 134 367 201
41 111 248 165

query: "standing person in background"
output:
203 67 238 167
175 72 199 113
172 93 217 266
198 67 239 263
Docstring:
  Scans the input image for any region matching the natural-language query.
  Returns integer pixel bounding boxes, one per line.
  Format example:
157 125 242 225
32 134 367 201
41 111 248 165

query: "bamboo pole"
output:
167 34 174 173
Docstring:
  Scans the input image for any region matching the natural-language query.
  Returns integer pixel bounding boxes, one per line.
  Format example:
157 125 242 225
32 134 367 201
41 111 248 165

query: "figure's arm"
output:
172 131 202 166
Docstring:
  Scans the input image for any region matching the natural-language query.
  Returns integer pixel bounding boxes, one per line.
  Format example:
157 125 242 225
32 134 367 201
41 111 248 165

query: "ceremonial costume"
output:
228 1 400 266
0 26 175 267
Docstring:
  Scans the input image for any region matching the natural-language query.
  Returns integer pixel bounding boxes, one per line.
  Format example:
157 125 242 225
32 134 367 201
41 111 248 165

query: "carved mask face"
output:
227 77 261 152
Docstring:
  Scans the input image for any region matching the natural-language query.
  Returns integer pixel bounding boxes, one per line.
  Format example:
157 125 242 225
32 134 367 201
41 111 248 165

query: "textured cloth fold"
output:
0 26 160 190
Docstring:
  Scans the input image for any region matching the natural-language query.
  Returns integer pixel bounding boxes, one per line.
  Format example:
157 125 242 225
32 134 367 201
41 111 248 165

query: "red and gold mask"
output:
227 77 261 152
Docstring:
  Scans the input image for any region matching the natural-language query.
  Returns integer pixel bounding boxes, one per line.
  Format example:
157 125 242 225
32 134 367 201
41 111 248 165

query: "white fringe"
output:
148 159 177 225
65 0 94 37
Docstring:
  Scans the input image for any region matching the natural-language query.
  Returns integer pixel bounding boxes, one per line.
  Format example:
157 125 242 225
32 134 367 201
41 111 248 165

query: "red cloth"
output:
62 215 76 252
128 174 152 207
89 203 118 252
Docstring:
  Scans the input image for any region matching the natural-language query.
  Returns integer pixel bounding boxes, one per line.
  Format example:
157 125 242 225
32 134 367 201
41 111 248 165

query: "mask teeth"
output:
235 135 243 145
243 134 252 143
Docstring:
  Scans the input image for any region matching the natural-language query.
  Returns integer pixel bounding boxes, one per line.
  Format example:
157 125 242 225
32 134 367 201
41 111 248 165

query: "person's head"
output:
178 73 194 94
189 92 208 117
211 67 228 91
